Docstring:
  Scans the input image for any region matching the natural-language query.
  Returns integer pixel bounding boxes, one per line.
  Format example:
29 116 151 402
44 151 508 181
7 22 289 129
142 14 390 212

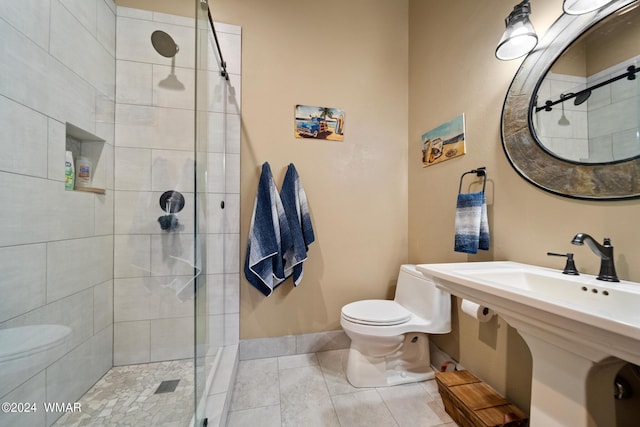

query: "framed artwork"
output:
295 104 345 141
422 113 466 167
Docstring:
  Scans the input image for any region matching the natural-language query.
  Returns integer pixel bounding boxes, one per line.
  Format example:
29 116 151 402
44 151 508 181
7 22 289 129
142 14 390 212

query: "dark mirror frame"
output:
501 0 640 200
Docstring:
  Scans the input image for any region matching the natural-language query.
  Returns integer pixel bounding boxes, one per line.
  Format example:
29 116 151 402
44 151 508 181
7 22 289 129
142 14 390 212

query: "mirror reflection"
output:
532 3 640 164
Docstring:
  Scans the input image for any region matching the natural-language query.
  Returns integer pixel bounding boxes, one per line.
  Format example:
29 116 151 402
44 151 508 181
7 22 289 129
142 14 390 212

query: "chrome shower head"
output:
151 30 179 58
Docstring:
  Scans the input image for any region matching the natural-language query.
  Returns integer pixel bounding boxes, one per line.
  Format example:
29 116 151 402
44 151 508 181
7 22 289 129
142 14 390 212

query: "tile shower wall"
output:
0 1 116 426
586 56 640 162
535 55 640 163
113 6 195 365
534 72 589 162
113 7 240 365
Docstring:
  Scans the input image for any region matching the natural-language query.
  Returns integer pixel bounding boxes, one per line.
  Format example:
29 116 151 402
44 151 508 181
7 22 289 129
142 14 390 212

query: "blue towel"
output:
244 162 292 296
280 164 315 286
454 192 490 254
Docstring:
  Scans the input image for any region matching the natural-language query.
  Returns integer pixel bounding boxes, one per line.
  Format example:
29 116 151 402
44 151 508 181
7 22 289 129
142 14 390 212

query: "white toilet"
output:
340 264 451 387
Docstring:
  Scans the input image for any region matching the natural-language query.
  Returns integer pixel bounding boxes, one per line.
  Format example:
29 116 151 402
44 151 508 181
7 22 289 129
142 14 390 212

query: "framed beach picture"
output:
295 104 345 141
421 113 466 167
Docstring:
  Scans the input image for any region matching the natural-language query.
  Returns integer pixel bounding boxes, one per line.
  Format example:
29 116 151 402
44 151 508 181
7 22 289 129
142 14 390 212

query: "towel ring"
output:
458 167 487 194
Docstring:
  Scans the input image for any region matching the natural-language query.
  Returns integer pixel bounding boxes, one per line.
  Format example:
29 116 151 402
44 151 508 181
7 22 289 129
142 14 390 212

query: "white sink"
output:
417 261 640 427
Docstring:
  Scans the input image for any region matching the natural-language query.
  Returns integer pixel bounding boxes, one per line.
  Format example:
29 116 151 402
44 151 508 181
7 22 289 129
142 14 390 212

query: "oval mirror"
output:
502 0 640 200
533 4 640 164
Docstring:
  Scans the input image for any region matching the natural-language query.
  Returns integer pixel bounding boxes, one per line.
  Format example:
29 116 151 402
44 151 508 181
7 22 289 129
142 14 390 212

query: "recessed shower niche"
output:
65 122 106 194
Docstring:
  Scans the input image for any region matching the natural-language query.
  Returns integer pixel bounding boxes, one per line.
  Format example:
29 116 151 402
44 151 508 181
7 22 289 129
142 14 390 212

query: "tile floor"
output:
50 348 456 427
54 360 194 427
227 349 456 427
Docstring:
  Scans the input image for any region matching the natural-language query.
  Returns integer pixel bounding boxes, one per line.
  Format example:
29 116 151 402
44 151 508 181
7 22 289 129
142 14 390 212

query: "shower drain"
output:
155 379 180 394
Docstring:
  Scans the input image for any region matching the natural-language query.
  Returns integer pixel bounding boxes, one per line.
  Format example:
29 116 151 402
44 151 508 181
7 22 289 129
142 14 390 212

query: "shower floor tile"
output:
54 360 194 427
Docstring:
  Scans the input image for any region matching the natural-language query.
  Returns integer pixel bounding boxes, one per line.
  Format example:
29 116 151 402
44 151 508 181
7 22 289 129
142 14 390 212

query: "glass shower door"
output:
194 0 214 425
194 1 237 424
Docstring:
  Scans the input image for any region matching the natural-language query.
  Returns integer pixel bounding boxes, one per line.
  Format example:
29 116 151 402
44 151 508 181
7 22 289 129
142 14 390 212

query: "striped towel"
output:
244 162 292 296
280 163 315 286
454 192 490 254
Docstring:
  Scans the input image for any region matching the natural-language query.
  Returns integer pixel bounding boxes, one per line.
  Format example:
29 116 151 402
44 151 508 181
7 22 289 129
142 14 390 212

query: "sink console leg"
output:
520 331 624 427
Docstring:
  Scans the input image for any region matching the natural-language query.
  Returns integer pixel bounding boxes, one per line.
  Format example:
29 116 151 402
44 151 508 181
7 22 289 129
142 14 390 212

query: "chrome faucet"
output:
571 233 619 282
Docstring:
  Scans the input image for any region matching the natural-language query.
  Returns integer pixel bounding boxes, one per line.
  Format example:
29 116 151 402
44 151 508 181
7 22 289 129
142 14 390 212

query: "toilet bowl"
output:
340 264 450 387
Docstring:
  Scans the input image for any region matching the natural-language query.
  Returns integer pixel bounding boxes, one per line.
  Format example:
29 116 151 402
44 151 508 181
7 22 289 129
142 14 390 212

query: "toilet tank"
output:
394 264 451 333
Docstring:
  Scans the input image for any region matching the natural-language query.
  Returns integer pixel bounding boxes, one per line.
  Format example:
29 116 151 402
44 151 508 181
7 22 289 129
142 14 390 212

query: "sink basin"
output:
417 261 640 363
417 261 640 427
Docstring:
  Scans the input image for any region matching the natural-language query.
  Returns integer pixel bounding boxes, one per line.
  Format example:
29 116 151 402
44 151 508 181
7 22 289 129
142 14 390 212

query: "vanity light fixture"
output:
495 0 538 60
563 0 615 15
497 0 618 61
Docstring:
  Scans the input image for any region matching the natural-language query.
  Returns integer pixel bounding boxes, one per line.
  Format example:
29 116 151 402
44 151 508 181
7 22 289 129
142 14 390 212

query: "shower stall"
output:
0 0 240 426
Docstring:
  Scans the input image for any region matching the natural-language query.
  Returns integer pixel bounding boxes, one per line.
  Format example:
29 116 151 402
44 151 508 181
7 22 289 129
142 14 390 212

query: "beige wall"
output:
551 4 640 77
587 4 640 75
115 0 410 338
409 0 640 412
213 0 410 338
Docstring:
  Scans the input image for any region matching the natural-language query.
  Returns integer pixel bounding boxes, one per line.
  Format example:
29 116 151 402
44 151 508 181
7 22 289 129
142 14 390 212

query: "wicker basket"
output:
435 370 528 427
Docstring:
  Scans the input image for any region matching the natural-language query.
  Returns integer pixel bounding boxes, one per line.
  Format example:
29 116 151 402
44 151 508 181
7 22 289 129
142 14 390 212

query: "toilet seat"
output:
341 300 411 326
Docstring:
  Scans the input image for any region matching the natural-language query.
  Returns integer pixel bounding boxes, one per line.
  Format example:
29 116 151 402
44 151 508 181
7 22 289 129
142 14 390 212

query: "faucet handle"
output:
547 252 579 275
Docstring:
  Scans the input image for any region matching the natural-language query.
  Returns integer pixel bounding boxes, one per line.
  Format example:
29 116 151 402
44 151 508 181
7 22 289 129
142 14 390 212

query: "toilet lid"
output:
341 300 411 326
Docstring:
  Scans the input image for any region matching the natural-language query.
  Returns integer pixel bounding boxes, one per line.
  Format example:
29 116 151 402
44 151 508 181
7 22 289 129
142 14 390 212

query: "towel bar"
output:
458 167 487 194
